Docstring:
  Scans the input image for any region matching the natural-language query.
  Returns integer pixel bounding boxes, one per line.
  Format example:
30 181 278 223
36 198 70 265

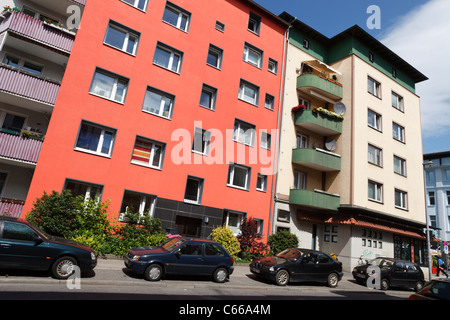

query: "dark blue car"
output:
124 237 234 283
0 217 97 279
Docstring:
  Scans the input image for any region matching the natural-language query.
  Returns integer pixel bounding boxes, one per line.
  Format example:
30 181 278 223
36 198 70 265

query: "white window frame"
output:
142 86 175 119
162 2 191 32
296 133 308 149
294 171 306 189
268 58 278 74
199 84 217 110
223 210 244 236
265 93 274 110
104 21 140 55
395 189 408 210
75 121 116 157
120 0 148 11
238 79 259 106
184 176 204 204
131 136 165 170
394 155 406 176
227 163 251 190
260 131 271 150
233 119 256 147
64 179 103 202
368 109 382 131
89 68 128 104
368 180 383 203
392 122 405 142
206 44 223 69
119 190 156 222
247 12 261 35
256 173 267 192
153 42 183 73
243 43 263 68
192 127 211 156
392 91 404 112
368 144 382 167
368 77 381 98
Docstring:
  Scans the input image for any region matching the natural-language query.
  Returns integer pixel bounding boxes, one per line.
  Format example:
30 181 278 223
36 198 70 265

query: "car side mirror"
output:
34 236 44 245
174 250 181 257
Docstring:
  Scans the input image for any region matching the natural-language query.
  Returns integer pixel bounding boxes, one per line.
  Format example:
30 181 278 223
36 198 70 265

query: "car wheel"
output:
144 264 163 281
414 281 424 292
213 267 228 283
327 272 339 288
275 269 289 286
381 278 389 290
51 256 77 279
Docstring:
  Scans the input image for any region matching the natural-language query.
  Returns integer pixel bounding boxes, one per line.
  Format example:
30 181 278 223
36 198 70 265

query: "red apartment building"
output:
22 0 288 240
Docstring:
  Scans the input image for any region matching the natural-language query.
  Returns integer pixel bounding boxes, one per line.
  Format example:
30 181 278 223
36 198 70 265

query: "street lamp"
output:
423 161 433 281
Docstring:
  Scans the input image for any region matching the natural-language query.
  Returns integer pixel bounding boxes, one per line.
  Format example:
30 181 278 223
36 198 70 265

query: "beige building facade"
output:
273 14 428 271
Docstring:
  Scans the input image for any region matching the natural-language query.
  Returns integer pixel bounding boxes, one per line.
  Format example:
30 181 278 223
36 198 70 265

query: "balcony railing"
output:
294 109 342 136
0 199 24 218
289 189 340 211
0 11 75 54
292 147 341 172
0 64 60 105
297 73 343 101
0 130 43 164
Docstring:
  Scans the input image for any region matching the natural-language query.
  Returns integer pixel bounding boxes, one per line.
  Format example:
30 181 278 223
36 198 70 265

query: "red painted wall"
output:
23 0 287 241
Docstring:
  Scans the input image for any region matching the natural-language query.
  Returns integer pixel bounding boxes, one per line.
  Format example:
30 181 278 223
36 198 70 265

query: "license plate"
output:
357 273 366 278
251 267 260 273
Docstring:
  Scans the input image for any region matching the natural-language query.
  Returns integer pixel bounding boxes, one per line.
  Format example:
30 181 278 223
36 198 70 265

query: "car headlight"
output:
269 267 275 272
131 255 141 261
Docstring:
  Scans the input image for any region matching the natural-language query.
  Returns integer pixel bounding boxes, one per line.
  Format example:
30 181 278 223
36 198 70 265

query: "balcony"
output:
292 147 341 172
289 189 340 211
0 11 75 54
0 130 43 165
0 199 24 218
294 109 342 136
0 63 60 106
297 73 343 102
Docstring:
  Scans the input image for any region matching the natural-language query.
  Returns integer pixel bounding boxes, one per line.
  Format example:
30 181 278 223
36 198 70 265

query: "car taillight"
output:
231 257 235 264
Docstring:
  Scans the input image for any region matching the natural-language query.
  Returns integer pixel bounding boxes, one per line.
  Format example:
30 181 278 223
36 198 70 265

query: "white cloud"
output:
380 0 450 138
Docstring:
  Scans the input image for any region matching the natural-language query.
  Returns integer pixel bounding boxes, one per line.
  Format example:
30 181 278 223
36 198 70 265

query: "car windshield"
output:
27 220 50 239
276 249 302 260
368 258 394 268
161 237 185 251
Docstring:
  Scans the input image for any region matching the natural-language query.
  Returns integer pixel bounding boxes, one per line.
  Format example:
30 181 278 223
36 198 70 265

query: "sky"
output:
254 0 450 155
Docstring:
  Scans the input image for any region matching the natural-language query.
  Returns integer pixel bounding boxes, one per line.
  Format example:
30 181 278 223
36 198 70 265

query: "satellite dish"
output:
325 139 337 151
333 102 346 116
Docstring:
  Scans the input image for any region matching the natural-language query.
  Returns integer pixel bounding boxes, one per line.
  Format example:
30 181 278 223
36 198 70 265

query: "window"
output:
131 136 165 169
4 55 43 75
265 94 274 110
206 44 223 69
303 39 309 49
89 68 128 103
368 180 382 202
395 189 408 210
393 122 405 142
223 210 244 235
296 133 308 148
243 43 263 68
227 163 251 190
233 119 255 147
247 12 261 35
447 191 450 205
324 225 338 243
104 21 140 55
184 176 204 204
368 144 382 166
162 2 190 32
1 113 25 133
238 79 259 106
121 0 148 11
153 42 183 73
392 68 397 78
177 243 203 255
2 222 38 242
368 77 381 98
192 127 211 156
268 58 278 74
0 172 7 197
64 179 103 201
369 52 374 63
256 173 267 192
75 121 116 157
428 192 435 206
368 109 382 131
205 243 225 256
215 21 225 32
119 190 156 221
362 229 382 248
294 171 306 189
392 92 404 112
199 84 217 110
260 131 271 150
277 210 290 223
142 86 174 119
394 155 406 176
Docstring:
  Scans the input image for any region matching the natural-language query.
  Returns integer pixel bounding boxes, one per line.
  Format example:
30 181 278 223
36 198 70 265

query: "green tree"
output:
268 229 299 255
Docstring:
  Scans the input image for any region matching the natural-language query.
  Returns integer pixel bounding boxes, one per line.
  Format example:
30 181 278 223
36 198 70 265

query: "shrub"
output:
237 217 267 259
210 225 240 259
268 229 299 255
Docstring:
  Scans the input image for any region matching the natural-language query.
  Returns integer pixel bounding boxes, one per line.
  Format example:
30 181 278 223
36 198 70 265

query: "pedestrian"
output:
437 256 448 278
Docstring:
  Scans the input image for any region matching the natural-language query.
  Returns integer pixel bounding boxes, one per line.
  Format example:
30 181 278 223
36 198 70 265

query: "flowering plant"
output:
312 107 343 120
291 105 306 113
2 6 21 14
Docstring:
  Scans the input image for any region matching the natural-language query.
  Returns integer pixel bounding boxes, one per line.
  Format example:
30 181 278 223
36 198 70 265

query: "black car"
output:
250 248 343 287
0 217 97 279
124 237 234 283
409 279 450 300
352 257 424 291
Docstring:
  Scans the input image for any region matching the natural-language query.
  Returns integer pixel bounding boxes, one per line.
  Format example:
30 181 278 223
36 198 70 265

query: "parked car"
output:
124 237 234 283
0 216 97 279
409 279 450 300
352 257 424 291
249 248 343 287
